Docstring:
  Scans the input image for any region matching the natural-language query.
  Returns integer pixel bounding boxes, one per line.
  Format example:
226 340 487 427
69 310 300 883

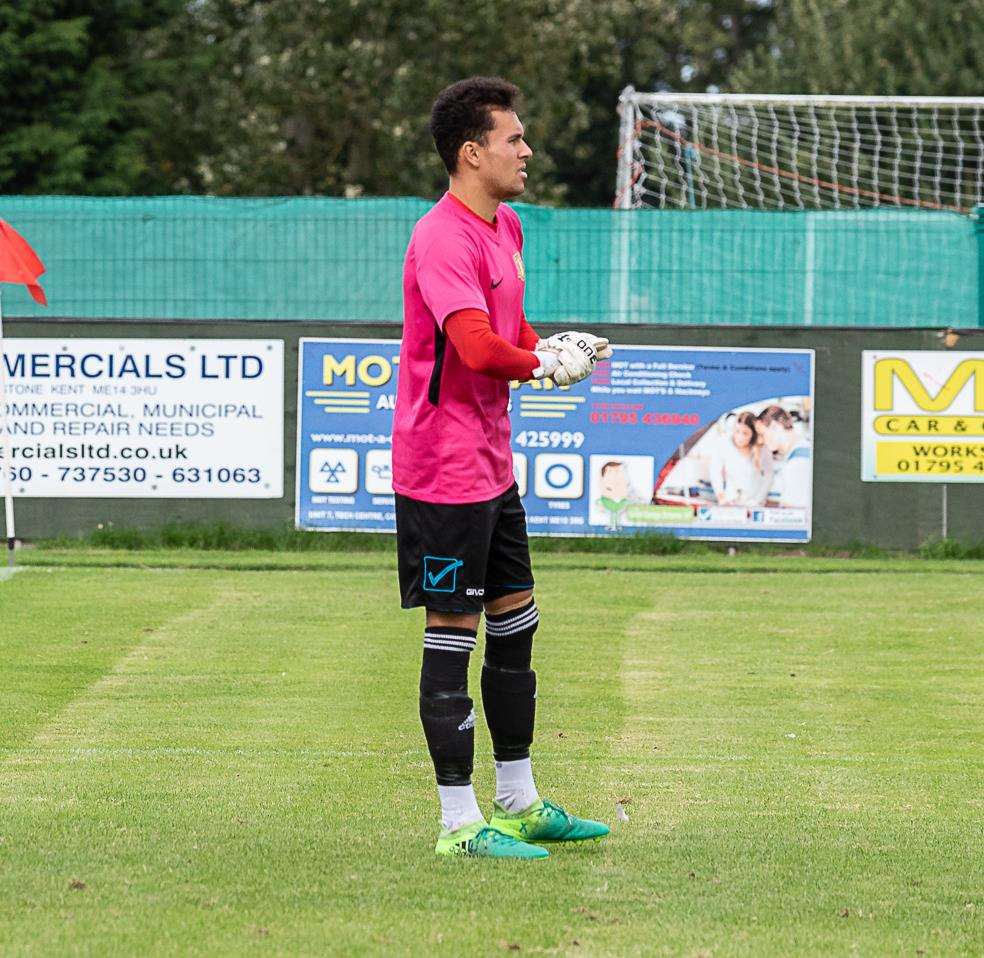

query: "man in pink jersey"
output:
393 76 612 859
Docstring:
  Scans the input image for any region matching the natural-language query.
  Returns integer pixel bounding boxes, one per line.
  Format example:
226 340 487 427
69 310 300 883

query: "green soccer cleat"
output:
489 799 610 844
434 820 549 859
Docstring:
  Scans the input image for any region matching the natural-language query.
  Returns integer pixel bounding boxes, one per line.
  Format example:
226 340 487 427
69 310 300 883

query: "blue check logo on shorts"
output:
422 556 464 593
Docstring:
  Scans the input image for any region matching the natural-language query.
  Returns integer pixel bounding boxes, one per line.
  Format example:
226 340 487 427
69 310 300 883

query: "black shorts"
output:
395 483 534 613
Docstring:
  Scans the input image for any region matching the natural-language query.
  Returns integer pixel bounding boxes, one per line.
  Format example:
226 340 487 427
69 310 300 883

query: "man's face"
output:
763 421 788 452
473 109 532 199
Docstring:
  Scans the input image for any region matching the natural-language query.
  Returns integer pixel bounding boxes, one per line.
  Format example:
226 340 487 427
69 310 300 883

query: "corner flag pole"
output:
0 289 16 566
0 219 48 568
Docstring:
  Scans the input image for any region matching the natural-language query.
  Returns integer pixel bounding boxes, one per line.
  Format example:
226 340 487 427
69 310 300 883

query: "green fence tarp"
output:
1 196 977 327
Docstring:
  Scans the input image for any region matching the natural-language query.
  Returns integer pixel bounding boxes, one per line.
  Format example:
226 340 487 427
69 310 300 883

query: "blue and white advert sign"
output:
296 339 814 542
1 338 284 498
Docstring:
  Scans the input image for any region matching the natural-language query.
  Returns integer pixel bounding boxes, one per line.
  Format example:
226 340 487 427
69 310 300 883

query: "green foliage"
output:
0 1 189 194
732 0 982 95
918 537 984 560
169 0 773 205
78 520 393 552
1 1 976 202
29 521 984 561
49 521 700 554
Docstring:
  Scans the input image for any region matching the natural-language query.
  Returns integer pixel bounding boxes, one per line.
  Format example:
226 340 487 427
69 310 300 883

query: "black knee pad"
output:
419 689 475 785
480 664 536 762
420 648 469 697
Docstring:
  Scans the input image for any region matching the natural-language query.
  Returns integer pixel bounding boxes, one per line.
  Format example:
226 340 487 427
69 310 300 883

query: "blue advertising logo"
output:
422 556 464 593
321 461 346 483
545 463 572 488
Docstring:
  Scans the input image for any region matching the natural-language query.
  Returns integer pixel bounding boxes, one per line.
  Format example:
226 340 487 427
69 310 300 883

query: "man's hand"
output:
539 331 614 362
531 350 561 379
531 331 615 386
591 336 614 361
551 335 598 386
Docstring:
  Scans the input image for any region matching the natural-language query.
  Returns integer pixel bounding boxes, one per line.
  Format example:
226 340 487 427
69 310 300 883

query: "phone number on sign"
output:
4 466 264 483
513 430 584 449
887 459 984 474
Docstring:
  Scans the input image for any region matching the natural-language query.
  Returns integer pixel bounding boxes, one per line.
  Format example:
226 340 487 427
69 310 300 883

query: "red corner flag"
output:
0 219 47 306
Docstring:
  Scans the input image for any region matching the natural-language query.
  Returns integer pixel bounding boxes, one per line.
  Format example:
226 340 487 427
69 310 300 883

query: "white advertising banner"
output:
0 339 284 497
861 350 984 482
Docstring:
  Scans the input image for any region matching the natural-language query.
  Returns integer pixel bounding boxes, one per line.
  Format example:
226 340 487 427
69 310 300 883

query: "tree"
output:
731 0 982 95
156 0 775 204
0 1 192 194
553 0 775 203
0 1 780 203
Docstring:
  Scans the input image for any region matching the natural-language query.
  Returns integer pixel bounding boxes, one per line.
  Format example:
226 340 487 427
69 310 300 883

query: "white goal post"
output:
615 89 984 213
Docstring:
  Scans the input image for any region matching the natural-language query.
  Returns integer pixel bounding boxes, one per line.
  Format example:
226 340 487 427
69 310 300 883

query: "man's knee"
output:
426 609 481 630
483 595 538 671
484 588 534 616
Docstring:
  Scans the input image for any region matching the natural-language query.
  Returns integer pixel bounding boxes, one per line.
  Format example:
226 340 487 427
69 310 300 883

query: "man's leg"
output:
421 606 547 858
481 486 540 812
481 486 610 844
420 609 482 832
395 491 548 858
482 590 540 813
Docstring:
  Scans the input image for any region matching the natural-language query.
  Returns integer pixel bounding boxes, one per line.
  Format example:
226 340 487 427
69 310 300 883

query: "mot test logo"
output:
308 448 357 493
321 352 399 387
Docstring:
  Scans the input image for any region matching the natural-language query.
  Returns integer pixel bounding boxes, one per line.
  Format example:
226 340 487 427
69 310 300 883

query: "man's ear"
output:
459 140 482 171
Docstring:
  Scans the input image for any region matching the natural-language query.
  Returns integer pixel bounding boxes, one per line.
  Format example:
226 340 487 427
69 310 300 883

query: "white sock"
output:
437 785 483 833
494 757 540 813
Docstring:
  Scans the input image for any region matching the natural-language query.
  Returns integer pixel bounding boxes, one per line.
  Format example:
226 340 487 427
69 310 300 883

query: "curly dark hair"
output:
429 77 521 175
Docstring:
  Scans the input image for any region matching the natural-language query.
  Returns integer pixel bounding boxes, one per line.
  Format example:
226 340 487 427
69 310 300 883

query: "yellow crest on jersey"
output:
512 251 525 282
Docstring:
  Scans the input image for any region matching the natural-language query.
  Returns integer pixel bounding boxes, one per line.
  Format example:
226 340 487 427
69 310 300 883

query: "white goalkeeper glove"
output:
550 333 598 387
531 350 561 379
539 331 614 362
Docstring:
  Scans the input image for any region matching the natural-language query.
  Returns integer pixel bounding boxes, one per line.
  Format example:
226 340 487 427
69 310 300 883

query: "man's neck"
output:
448 181 499 223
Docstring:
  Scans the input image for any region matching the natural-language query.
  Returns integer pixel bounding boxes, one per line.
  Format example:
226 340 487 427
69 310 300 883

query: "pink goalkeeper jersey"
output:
392 192 527 504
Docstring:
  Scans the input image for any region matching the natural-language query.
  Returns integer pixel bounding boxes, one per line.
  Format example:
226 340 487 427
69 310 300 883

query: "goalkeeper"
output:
392 76 612 859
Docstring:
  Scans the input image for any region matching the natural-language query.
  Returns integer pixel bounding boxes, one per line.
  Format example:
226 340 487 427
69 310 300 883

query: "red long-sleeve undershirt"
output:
444 309 541 381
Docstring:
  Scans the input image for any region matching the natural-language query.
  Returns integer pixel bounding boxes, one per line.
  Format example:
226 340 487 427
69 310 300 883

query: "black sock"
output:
419 625 477 786
482 599 538 762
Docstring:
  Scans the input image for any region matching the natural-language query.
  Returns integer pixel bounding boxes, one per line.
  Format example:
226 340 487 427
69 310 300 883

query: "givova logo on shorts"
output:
422 556 464 593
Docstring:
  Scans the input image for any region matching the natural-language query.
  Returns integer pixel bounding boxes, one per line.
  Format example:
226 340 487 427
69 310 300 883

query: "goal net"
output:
616 90 984 213
609 90 983 328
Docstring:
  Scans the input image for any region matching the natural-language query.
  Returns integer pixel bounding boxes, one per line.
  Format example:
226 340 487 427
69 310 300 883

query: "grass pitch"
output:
1 551 982 956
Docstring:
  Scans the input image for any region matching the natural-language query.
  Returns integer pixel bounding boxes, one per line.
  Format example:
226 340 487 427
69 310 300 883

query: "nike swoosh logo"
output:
426 559 463 587
491 278 503 289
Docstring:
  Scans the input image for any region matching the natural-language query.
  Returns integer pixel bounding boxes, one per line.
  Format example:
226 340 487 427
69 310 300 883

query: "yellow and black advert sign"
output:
861 351 984 482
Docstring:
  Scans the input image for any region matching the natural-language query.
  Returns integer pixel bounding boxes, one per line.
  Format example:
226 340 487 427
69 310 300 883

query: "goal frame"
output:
610 88 984 325
615 88 984 212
